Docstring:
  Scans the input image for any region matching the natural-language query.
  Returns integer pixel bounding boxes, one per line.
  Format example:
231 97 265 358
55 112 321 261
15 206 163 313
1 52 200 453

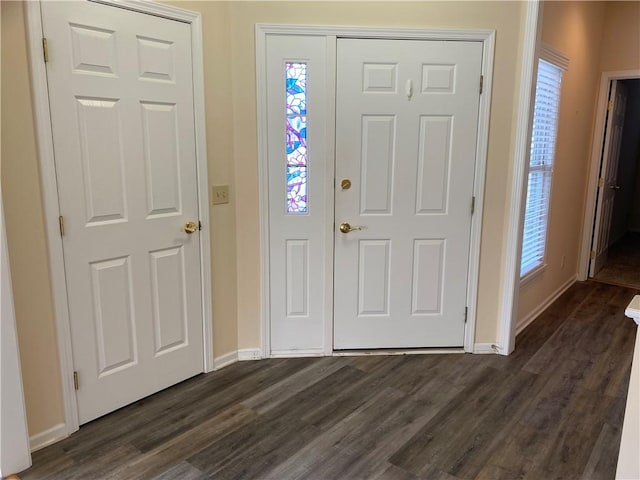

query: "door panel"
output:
361 116 395 214
334 38 481 349
416 116 452 213
591 81 628 276
358 240 391 315
265 35 329 353
42 1 203 424
90 256 137 375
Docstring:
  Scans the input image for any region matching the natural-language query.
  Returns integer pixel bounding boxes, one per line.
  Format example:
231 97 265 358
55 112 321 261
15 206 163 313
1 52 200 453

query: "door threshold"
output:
332 347 465 357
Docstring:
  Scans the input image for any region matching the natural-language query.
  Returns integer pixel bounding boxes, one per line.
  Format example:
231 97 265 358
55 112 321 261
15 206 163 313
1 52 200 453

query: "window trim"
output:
520 44 568 282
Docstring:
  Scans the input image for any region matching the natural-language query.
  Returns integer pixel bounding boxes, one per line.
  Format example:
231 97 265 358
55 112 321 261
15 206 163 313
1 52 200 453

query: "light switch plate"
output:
212 185 229 205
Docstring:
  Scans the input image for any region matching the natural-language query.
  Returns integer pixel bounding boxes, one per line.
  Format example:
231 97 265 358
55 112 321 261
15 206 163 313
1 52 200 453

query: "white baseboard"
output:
238 348 262 361
29 422 67 452
516 275 577 334
213 350 238 370
473 343 500 354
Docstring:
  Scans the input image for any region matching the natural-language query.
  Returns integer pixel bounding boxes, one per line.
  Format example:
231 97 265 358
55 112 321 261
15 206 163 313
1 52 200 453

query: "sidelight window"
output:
286 62 308 214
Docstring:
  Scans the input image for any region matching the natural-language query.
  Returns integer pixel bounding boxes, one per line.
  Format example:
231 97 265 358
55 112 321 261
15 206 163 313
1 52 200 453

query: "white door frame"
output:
24 0 213 441
497 1 541 356
256 24 495 356
578 69 640 281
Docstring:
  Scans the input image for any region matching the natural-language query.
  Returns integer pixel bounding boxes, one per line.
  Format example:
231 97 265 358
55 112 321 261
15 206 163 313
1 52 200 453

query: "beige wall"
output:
1 1 65 435
600 2 640 73
518 0 640 322
3 1 531 439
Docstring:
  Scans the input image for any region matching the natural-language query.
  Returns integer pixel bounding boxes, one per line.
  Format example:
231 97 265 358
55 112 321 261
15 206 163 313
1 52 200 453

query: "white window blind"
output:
521 58 563 278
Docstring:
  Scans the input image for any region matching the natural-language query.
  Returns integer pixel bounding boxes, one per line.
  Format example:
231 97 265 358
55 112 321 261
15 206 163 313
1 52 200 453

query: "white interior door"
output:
590 81 628 277
42 1 203 424
334 38 482 349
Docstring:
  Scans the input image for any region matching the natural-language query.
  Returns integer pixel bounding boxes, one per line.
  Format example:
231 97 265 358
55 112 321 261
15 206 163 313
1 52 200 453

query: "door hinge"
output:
590 250 596 260
608 100 614 112
464 306 468 323
42 38 49 63
479 75 484 94
598 177 605 188
73 371 79 390
59 215 65 236
471 196 476 215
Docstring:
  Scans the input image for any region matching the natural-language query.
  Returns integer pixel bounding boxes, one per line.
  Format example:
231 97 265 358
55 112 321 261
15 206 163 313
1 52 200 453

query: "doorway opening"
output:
588 77 640 289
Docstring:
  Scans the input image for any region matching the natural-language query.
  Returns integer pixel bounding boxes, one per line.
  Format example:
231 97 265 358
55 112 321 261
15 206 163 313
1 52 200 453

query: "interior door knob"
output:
183 221 198 234
339 222 363 233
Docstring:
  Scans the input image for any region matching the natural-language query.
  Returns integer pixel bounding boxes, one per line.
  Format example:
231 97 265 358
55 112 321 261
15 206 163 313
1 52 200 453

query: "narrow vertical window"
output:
286 62 308 214
521 50 567 279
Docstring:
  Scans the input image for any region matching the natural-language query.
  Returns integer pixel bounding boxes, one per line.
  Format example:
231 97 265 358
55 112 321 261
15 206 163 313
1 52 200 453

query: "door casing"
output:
24 0 213 443
256 24 496 357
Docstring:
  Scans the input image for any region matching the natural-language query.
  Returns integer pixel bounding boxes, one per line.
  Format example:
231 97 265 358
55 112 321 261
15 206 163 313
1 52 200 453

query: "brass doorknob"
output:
339 222 362 233
183 221 198 234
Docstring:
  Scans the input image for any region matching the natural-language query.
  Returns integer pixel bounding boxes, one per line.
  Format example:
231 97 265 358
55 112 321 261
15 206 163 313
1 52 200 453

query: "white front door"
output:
333 39 482 349
42 1 204 424
590 80 628 277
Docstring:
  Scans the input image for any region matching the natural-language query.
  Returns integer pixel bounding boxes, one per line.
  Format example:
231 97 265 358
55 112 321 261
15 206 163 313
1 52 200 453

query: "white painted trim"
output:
238 349 263 361
90 0 197 22
24 0 80 437
499 1 541 356
24 0 213 439
473 343 500 354
257 24 495 358
618 301 640 479
257 24 496 41
519 262 547 288
213 351 239 370
323 35 338 356
188 9 215 375
540 43 569 71
255 26 271 359
464 30 495 353
625 296 640 326
578 69 640 281
29 423 67 453
517 275 576 334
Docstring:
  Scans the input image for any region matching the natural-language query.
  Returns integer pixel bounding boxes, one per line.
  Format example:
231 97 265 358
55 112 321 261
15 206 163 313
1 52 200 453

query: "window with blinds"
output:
521 58 564 278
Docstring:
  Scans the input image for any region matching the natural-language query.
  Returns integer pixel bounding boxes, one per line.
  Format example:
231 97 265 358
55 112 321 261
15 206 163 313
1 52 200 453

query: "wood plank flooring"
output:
593 232 640 289
21 282 638 480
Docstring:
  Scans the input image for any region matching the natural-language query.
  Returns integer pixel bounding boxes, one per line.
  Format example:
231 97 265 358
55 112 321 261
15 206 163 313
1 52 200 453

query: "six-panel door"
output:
42 1 203 424
333 39 482 349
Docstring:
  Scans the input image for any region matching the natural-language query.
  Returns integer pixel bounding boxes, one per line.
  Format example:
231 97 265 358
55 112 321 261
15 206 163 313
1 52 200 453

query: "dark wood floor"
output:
594 232 640 289
22 282 638 480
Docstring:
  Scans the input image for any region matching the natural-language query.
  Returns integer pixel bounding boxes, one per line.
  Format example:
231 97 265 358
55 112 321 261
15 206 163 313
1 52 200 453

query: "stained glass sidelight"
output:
286 62 308 213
